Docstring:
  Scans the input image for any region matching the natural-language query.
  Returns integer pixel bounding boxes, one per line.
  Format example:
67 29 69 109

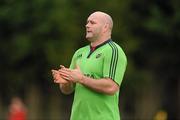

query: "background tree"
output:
0 0 179 119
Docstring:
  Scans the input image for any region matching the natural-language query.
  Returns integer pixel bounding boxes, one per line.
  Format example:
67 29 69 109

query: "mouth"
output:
86 30 92 33
86 29 91 32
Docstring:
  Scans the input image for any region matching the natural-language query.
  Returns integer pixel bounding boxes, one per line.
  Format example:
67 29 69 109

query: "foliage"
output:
0 0 179 119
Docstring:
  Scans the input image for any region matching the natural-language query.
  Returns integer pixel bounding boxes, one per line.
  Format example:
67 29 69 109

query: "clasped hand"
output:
51 65 83 84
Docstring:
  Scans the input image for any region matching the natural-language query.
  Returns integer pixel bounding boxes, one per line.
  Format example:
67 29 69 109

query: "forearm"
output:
79 76 119 95
59 82 74 95
58 66 119 95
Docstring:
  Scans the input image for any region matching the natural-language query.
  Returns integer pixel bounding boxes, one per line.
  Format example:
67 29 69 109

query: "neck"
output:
91 36 111 47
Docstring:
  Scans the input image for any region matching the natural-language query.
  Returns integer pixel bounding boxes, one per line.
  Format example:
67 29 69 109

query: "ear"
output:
103 23 109 33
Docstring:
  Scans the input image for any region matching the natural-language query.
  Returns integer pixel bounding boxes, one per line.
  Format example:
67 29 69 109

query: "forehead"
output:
87 13 102 21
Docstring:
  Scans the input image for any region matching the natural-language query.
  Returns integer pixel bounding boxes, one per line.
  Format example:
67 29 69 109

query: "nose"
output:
86 22 90 28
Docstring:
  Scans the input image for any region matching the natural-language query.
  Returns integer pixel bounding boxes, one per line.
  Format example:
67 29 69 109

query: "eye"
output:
90 20 97 25
86 20 96 25
91 21 95 24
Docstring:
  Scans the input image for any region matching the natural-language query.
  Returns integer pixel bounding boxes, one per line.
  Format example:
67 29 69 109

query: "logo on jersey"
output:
96 53 102 59
85 74 95 78
77 54 82 59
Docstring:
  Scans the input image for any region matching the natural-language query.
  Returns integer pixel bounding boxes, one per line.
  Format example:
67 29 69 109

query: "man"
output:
52 11 127 120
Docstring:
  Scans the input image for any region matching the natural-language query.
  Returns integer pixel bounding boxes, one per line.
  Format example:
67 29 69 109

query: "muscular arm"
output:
59 66 119 95
79 76 119 95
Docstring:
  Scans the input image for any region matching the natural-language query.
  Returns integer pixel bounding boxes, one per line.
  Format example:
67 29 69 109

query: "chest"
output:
77 50 104 78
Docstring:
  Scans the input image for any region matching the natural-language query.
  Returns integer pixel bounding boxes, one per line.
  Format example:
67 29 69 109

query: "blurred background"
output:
0 0 179 120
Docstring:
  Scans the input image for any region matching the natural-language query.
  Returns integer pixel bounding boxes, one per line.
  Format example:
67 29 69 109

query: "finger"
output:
51 69 58 74
52 69 58 72
54 75 69 83
54 78 68 84
58 70 72 81
54 78 61 83
53 74 58 81
60 65 65 69
51 70 55 74
53 75 58 82
51 71 56 77
62 76 70 81
54 80 68 84
59 69 71 74
59 65 68 71
59 71 69 78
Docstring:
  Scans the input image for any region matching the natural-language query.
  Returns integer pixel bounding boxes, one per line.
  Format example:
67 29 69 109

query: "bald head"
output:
85 11 114 43
89 11 113 32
